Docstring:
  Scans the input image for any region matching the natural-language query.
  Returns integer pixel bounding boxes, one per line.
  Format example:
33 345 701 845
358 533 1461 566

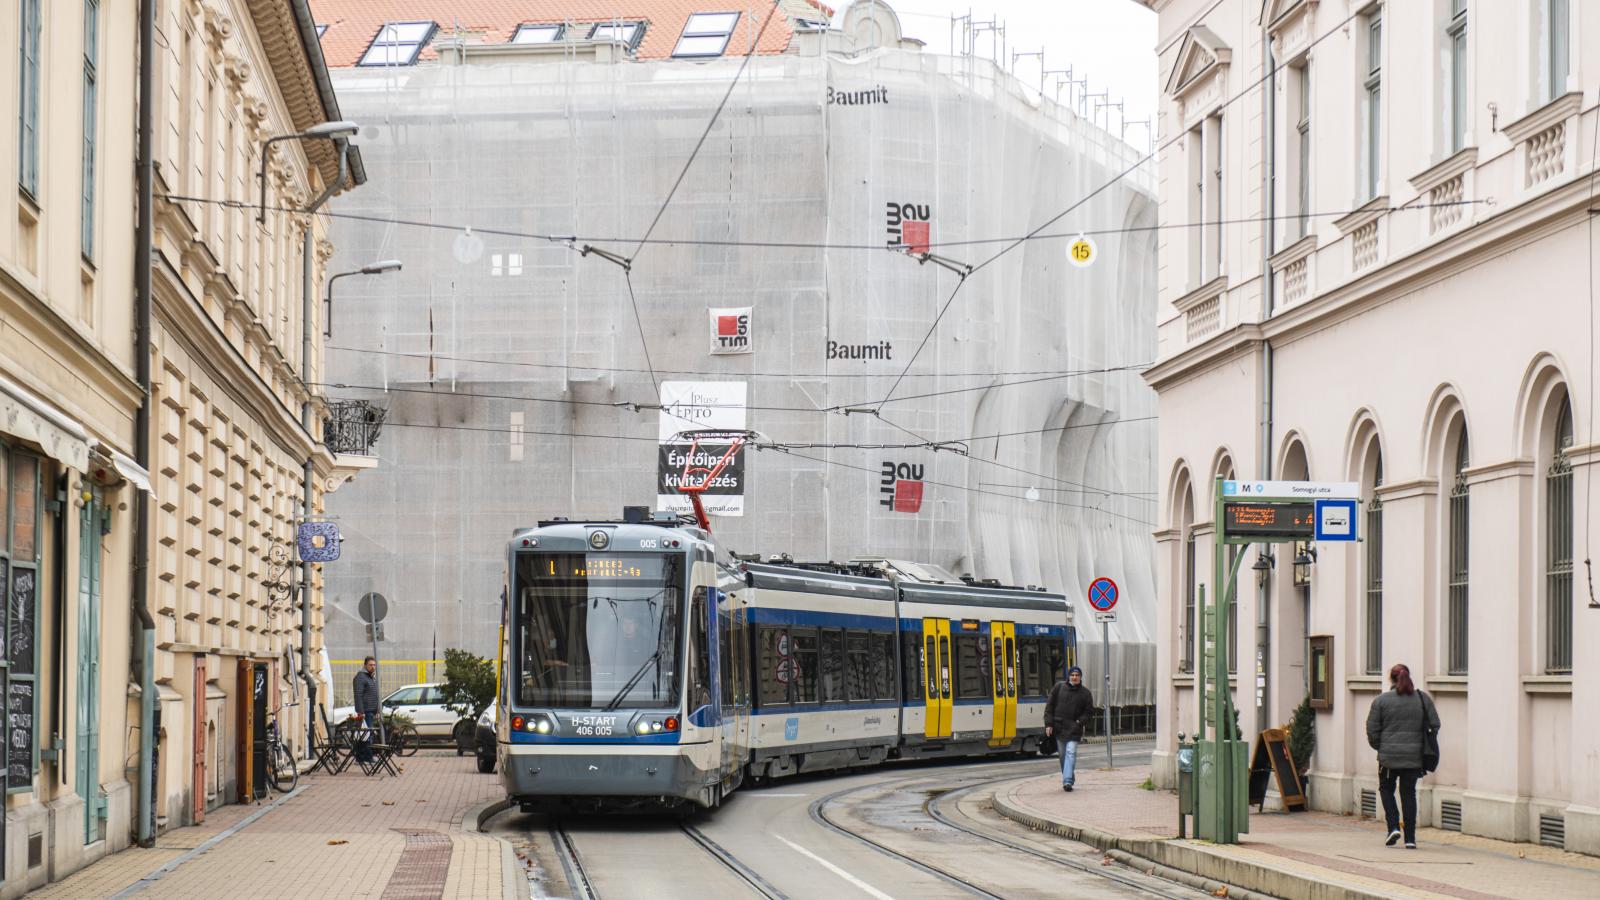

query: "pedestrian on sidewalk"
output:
1366 662 1440 850
1044 665 1094 791
353 656 381 763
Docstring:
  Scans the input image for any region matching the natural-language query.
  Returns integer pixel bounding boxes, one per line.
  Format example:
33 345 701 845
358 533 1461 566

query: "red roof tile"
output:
309 1 821 67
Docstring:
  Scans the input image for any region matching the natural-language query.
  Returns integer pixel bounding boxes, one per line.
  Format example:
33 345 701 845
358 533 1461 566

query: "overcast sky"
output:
857 0 1159 147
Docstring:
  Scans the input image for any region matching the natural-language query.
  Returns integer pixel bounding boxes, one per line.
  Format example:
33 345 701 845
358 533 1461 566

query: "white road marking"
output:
775 834 896 900
740 792 810 797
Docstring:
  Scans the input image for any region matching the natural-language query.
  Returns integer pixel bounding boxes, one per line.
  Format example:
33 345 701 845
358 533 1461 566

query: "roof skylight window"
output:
673 12 740 58
588 22 644 49
511 24 563 44
358 21 435 66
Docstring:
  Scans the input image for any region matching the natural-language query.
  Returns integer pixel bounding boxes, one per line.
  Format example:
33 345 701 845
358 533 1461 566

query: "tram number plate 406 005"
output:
571 715 617 736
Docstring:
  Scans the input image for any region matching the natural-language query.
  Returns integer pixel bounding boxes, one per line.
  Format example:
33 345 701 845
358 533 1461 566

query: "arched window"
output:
1182 482 1197 673
1447 428 1470 674
1545 398 1574 673
1364 444 1385 674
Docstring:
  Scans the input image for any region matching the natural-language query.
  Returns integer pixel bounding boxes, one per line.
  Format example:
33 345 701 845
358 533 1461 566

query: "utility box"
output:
1195 738 1250 841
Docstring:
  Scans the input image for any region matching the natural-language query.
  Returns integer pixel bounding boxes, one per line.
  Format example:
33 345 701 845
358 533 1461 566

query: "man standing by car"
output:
1044 666 1094 791
353 656 381 762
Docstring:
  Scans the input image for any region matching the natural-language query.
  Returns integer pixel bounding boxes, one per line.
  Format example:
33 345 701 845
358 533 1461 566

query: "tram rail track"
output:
546 817 788 900
549 824 599 900
809 759 1203 900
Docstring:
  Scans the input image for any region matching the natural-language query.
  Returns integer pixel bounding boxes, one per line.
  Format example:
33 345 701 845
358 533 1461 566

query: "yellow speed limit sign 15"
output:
1068 235 1096 268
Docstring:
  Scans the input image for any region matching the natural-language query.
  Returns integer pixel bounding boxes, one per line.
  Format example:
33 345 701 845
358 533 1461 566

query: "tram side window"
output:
1046 636 1066 685
819 628 845 703
901 631 923 701
792 628 820 703
872 632 895 699
954 634 984 699
758 625 789 706
690 588 712 712
719 600 734 708
845 630 871 701
1020 637 1044 697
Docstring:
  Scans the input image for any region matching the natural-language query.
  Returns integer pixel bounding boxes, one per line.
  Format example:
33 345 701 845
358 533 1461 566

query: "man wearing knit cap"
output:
1044 665 1095 791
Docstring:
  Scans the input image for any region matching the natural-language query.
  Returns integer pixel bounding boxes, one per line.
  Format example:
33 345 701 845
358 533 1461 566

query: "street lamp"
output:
325 260 403 338
258 121 361 223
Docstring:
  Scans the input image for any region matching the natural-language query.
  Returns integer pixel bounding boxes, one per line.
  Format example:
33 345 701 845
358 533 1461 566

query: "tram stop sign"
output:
1088 577 1118 612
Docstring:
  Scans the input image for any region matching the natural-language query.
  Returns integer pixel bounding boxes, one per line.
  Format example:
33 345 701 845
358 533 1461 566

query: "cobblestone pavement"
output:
30 752 514 900
1003 765 1600 900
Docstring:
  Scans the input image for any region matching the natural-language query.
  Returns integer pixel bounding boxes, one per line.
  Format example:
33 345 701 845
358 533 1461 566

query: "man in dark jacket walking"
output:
1044 666 1094 790
353 656 381 762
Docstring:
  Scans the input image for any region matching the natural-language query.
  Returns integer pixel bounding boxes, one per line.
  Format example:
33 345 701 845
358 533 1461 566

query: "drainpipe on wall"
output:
133 0 158 847
1256 27 1277 733
299 141 350 756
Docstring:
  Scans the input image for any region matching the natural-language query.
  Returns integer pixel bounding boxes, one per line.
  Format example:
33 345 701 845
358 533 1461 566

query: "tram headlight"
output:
650 721 663 733
635 721 651 735
534 717 553 734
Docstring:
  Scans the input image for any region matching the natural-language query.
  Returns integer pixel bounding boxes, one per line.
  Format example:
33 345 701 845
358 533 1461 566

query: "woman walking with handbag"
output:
1365 663 1441 849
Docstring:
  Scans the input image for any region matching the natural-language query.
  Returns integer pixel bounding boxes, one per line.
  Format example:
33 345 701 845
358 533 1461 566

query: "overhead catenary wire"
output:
375 415 1155 526
155 193 1491 256
324 343 1147 380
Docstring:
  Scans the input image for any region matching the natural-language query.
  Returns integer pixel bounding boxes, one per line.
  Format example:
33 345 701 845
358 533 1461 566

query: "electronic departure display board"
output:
1223 501 1315 538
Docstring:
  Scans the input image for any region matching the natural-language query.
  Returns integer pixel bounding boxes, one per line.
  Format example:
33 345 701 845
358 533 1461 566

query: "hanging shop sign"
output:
296 521 342 562
708 308 753 355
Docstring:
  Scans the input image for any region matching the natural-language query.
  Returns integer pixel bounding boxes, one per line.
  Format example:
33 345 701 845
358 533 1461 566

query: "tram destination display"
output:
533 554 667 581
1223 501 1315 538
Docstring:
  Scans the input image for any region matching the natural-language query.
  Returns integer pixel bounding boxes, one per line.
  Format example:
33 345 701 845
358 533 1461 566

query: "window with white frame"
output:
1447 426 1469 675
83 0 100 260
1545 396 1574 673
1187 125 1204 289
1364 443 1384 675
18 0 41 198
1294 63 1311 238
491 253 523 277
1447 1 1468 153
1545 0 1569 102
589 22 644 49
511 24 562 44
673 12 740 58
1362 10 1382 199
359 22 435 67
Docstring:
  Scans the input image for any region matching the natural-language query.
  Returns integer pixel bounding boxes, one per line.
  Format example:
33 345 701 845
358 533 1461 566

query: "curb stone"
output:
989 781 1395 900
465 797 527 900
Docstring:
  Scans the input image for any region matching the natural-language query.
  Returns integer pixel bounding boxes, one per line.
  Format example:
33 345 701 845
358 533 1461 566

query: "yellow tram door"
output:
923 618 952 739
989 622 1018 746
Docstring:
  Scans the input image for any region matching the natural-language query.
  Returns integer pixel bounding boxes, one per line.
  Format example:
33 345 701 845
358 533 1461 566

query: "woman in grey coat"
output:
1365 663 1440 849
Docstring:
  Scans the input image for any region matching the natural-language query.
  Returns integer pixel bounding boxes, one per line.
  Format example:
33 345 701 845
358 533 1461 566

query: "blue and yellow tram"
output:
497 508 1076 813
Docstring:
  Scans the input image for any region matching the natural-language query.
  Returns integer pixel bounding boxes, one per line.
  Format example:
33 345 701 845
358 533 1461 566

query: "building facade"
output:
1140 0 1600 854
0 0 140 891
140 0 366 847
307 0 1161 715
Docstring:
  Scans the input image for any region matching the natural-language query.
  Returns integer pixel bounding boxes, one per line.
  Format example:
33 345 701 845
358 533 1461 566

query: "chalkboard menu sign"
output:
8 680 34 790
10 566 36 675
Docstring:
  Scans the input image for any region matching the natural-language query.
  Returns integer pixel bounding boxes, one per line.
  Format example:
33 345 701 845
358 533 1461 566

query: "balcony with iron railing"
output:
324 399 386 457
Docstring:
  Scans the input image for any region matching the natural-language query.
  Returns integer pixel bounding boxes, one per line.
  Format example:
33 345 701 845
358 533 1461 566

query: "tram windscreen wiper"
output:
603 650 660 712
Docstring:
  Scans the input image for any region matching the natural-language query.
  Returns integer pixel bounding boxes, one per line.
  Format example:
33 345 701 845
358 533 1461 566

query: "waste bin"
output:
1177 733 1196 838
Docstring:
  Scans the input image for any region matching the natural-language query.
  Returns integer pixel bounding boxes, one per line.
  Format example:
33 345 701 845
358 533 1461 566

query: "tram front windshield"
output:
514 552 683 710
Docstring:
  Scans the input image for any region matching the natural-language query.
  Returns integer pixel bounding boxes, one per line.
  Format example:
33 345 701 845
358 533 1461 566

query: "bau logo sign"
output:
708 307 752 355
879 461 925 513
887 201 931 254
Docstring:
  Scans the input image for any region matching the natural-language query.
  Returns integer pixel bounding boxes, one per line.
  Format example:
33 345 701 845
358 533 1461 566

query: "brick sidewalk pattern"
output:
30 752 512 900
1003 766 1600 900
